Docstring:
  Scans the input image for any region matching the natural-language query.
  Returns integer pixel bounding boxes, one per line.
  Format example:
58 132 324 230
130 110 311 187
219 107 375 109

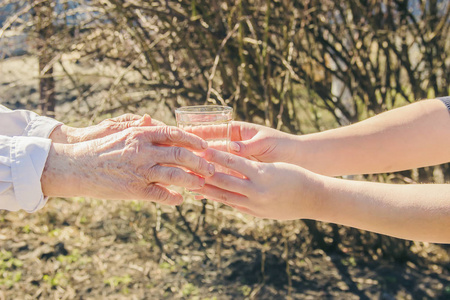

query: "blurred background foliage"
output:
0 0 449 298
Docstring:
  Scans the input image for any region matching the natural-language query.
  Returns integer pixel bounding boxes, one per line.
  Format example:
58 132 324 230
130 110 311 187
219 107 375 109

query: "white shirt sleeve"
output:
0 104 62 138
0 136 51 212
0 104 63 213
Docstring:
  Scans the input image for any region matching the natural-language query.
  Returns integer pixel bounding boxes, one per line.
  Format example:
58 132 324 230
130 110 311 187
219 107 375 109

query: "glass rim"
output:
175 105 233 114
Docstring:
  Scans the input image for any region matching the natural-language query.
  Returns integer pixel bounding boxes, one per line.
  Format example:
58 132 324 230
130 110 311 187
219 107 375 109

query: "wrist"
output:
49 124 80 144
308 174 341 223
299 169 327 220
284 134 307 165
41 142 86 197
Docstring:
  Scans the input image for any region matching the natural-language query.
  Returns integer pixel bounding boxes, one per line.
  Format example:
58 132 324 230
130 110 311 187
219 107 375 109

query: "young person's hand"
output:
191 150 450 243
190 148 321 220
190 121 300 163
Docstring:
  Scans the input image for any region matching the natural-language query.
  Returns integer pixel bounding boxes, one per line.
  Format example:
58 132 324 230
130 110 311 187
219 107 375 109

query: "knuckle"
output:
183 174 197 187
124 130 145 152
144 166 157 182
125 129 141 142
255 163 266 176
146 185 170 203
132 128 146 141
167 168 181 183
196 157 207 172
172 147 186 163
125 127 139 138
122 113 137 121
164 126 183 142
225 154 235 167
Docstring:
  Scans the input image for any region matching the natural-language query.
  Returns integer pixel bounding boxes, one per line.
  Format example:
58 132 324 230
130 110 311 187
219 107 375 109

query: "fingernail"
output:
230 142 240 152
208 163 215 175
201 140 208 149
140 115 152 126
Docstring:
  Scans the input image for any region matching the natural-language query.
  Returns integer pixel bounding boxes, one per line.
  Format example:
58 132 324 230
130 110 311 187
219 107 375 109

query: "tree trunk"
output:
35 0 55 117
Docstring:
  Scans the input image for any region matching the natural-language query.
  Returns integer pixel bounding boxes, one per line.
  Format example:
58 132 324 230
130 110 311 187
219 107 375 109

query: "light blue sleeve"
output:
437 96 450 111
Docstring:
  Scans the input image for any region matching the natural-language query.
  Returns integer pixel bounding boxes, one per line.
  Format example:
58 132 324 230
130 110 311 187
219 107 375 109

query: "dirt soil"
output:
0 56 449 299
0 197 449 300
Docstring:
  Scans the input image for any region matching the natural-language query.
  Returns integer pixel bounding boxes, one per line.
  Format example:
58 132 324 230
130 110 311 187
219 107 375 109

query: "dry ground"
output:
0 55 449 299
0 197 449 299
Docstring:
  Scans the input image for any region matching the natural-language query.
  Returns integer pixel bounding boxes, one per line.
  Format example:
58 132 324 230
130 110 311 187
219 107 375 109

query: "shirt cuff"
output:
25 115 63 139
10 136 52 213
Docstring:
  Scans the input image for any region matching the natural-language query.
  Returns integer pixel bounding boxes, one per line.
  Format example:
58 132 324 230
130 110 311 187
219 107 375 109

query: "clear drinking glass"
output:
175 105 233 173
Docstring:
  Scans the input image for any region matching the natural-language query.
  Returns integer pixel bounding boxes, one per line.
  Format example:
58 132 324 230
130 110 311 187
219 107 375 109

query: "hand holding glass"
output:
175 105 233 174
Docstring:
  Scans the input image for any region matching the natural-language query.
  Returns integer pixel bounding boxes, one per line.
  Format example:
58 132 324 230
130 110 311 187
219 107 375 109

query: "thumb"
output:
229 139 259 158
139 114 166 126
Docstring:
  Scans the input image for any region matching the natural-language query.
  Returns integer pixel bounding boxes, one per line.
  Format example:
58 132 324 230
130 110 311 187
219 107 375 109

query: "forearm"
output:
293 99 450 176
313 176 450 243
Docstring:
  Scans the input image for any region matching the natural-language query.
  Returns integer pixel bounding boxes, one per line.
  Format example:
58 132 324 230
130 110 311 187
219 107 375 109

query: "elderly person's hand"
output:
49 114 164 143
41 126 215 205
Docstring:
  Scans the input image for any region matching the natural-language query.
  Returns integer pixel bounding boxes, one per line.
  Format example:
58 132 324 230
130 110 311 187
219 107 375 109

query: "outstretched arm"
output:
295 99 450 176
193 149 450 243
226 99 450 176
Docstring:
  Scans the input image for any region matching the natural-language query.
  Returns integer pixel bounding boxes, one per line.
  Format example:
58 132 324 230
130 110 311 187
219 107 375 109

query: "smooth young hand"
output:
191 148 322 220
191 121 299 163
191 151 450 243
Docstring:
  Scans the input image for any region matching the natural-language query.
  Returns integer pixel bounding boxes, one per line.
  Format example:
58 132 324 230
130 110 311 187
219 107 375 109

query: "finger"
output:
179 121 258 142
145 115 166 126
139 184 183 205
190 184 249 207
109 113 142 122
184 123 230 140
228 140 261 158
202 148 256 178
108 114 165 128
231 121 260 141
139 114 166 126
193 194 248 211
179 124 229 151
157 146 215 178
148 126 208 151
122 115 165 128
204 172 249 195
101 115 146 133
148 165 206 189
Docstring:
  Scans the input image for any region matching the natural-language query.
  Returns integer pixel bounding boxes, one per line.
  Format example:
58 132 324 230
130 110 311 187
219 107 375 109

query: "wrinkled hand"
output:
42 126 215 205
191 149 321 220
50 114 165 144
